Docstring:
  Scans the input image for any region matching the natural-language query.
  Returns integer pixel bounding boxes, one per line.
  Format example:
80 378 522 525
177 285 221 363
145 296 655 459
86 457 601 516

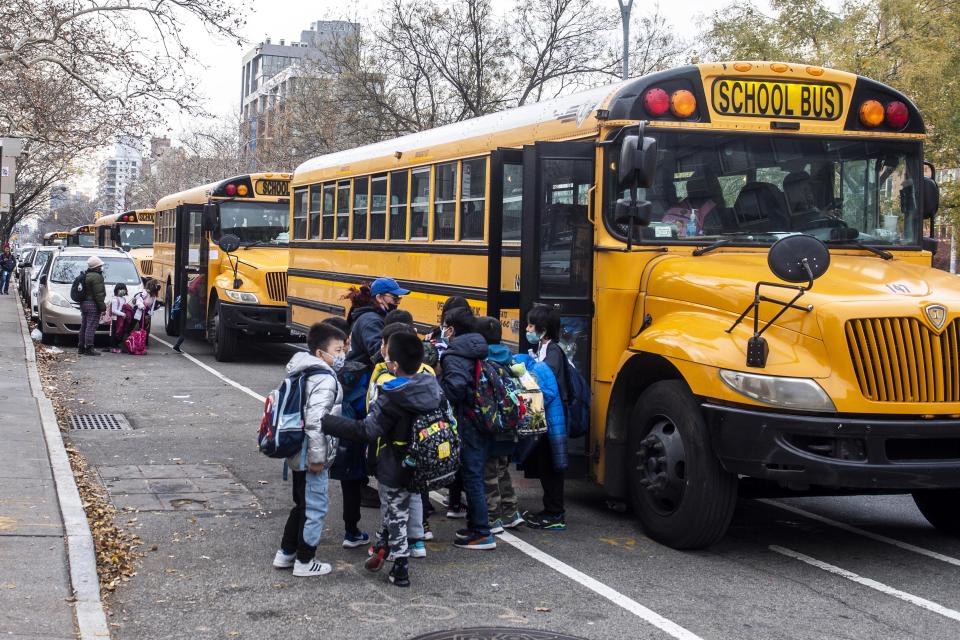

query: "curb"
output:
15 296 111 639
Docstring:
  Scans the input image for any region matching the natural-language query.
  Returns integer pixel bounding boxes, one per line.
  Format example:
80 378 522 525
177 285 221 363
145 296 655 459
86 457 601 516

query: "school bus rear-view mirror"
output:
218 234 241 253
618 132 658 190
922 177 939 220
614 200 652 227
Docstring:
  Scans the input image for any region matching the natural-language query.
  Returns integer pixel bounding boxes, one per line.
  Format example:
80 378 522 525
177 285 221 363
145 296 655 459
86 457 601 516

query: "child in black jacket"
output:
322 332 443 587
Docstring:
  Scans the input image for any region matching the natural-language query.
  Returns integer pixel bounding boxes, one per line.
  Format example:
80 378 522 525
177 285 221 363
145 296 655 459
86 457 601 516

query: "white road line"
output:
148 341 705 640
149 334 266 403
760 499 960 568
770 545 960 623
427 491 703 640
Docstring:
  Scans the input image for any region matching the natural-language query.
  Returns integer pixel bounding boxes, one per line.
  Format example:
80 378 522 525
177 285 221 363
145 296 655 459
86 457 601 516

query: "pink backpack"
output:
125 329 147 355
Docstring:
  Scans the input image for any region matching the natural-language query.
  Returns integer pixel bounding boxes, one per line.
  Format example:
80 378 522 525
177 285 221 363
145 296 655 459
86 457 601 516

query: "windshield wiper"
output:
825 239 893 260
692 238 734 256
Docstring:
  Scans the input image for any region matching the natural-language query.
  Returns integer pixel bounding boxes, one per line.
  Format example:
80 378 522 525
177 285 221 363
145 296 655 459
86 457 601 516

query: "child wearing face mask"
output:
272 322 347 577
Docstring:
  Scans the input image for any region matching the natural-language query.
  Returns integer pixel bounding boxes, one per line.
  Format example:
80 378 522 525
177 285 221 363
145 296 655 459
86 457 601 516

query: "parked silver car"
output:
27 247 57 319
37 247 143 345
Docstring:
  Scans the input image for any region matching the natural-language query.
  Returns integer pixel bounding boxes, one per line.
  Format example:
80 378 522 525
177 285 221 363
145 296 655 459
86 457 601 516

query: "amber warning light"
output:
643 87 698 119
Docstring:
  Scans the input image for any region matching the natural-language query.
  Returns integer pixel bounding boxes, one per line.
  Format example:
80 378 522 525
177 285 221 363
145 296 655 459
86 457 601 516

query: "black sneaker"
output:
388 558 410 587
84 347 101 357
523 510 566 531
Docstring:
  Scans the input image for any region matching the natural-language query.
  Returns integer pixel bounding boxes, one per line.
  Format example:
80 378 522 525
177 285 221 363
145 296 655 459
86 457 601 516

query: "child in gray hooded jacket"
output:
273 323 346 577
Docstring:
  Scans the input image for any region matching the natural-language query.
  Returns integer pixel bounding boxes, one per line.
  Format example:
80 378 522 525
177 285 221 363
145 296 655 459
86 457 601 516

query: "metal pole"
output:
619 0 634 80
951 224 957 274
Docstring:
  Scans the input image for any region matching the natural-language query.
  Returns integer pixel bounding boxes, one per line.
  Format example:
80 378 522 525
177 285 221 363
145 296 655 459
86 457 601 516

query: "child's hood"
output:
486 343 512 366
286 351 333 376
381 372 442 412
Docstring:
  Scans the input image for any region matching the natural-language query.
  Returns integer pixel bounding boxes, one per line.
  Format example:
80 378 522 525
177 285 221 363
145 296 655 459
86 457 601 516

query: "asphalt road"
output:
52 327 960 640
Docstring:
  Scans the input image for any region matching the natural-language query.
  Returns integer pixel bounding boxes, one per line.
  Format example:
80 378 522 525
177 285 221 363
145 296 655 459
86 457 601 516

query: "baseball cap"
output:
370 277 410 297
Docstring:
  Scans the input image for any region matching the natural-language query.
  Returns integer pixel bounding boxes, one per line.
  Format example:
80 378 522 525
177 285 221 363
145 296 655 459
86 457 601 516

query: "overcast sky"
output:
168 0 748 137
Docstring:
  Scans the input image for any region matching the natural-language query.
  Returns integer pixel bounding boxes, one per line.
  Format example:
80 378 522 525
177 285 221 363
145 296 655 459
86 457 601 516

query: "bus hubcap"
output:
635 418 686 515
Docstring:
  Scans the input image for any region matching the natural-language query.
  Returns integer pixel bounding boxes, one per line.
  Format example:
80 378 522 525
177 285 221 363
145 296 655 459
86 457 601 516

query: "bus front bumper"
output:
219 301 291 338
703 403 960 490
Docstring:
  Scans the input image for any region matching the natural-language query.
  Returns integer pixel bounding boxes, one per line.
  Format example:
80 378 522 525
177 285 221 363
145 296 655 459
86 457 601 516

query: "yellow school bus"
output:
153 173 293 361
94 209 156 281
42 231 70 246
66 224 96 247
287 61 960 548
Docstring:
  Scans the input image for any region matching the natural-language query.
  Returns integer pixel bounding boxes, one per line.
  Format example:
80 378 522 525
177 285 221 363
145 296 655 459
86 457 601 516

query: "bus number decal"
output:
711 79 842 121
255 180 290 197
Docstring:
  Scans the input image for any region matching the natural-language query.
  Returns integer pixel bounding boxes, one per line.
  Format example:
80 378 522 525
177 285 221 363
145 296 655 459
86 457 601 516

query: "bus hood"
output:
215 247 289 274
645 252 960 338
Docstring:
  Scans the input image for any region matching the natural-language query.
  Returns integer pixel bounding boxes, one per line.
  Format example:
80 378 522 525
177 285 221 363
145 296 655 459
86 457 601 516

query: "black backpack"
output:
407 400 461 492
69 270 87 303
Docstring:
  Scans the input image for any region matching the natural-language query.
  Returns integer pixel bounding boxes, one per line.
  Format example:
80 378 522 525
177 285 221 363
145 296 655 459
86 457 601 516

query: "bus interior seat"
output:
733 182 791 232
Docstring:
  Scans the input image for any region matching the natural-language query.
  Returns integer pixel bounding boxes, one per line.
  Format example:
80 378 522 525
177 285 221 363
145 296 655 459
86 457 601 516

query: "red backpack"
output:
125 329 147 355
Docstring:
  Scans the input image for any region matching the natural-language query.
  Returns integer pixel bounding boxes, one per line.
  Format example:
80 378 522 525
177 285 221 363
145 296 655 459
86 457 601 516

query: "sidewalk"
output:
0 291 95 639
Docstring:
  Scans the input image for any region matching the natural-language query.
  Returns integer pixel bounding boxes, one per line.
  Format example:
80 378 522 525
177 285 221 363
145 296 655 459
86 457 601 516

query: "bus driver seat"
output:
733 182 791 232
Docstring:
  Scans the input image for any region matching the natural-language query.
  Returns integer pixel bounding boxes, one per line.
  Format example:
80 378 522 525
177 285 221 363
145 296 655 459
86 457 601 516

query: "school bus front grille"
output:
265 272 287 303
139 260 153 276
845 317 960 403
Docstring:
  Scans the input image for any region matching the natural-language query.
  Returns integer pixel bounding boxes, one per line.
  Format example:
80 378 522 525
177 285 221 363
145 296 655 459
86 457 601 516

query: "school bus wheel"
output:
212 300 237 362
164 282 180 338
912 490 960 536
627 380 737 549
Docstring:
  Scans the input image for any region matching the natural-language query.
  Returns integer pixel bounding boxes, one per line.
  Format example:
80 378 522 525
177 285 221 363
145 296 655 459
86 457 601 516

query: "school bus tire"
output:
212 301 237 362
627 380 737 549
912 490 960 535
164 283 180 337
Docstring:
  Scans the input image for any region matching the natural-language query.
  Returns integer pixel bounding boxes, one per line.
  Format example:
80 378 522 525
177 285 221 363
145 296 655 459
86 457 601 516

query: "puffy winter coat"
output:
439 332 489 429
83 268 107 312
323 372 444 488
284 352 342 471
346 305 385 368
513 353 567 471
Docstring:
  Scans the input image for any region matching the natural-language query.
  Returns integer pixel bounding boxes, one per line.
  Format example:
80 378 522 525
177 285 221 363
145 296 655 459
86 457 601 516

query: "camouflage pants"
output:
378 483 413 558
484 456 518 518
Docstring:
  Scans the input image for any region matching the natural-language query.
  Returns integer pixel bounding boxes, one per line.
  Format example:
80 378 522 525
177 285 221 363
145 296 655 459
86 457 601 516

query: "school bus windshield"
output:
117 224 153 249
217 201 289 246
607 132 923 247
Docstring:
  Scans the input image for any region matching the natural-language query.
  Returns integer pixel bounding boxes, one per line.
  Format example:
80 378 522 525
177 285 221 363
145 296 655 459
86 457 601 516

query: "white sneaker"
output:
293 559 332 577
272 550 296 569
410 540 427 558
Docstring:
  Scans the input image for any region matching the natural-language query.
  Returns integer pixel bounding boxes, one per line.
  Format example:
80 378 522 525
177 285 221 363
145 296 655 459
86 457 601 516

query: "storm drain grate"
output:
69 413 131 431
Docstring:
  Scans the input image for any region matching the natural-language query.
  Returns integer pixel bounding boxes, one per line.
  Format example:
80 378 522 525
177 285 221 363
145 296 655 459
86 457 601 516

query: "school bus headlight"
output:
719 370 836 412
224 289 259 304
859 100 885 128
670 90 697 118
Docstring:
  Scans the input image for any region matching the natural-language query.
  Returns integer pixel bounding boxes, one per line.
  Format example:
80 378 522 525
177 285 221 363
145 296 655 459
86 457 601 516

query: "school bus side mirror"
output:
614 199 652 227
618 132 658 190
218 234 241 253
922 177 939 220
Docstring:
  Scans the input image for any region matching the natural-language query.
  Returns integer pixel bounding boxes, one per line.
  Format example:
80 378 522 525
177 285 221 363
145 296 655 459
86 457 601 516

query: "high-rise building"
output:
96 138 142 215
240 20 359 158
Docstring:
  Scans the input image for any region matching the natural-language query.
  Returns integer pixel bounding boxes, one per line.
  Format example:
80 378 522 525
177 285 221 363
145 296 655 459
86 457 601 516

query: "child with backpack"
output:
474 316 525 534
272 323 346 577
108 283 130 353
521 304 573 530
439 307 495 550
322 332 446 587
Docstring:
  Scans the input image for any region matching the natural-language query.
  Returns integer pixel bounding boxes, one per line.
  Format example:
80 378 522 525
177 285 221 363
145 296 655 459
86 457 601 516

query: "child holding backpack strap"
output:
322 332 445 588
272 323 346 577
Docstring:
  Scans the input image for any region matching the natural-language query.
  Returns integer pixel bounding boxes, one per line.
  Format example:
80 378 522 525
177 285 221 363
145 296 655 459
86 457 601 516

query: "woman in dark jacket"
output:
522 304 569 531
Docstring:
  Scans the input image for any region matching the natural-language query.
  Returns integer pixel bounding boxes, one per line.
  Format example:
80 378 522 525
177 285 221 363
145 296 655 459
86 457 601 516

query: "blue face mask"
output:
525 331 541 344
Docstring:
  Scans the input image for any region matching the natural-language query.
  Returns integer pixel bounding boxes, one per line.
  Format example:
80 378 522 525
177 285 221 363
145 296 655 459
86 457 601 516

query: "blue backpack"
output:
561 356 591 438
258 366 332 459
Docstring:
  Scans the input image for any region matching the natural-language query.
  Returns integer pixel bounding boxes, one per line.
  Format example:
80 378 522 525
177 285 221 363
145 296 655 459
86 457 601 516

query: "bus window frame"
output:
293 186 308 240
433 161 458 242
370 174 388 240
389 169 409 241
335 180 351 240
459 156 488 242
321 183 336 240
410 167 430 241
352 176 370 241
308 183 322 240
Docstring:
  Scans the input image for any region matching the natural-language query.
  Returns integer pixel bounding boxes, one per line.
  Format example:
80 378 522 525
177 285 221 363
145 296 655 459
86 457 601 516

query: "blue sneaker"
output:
489 518 505 535
342 531 370 549
410 540 426 558
454 531 496 550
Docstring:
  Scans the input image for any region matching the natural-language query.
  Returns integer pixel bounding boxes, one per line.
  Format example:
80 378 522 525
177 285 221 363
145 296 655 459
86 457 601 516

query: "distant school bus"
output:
42 231 69 246
66 225 96 247
152 173 294 361
287 61 960 549
94 209 156 281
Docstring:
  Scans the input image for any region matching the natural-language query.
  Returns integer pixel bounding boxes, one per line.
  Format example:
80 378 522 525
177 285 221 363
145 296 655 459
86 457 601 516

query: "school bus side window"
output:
308 184 322 240
293 187 307 240
353 177 369 240
434 162 457 240
322 184 335 240
336 181 350 240
461 157 486 240
390 170 409 240
410 168 429 240
370 175 387 240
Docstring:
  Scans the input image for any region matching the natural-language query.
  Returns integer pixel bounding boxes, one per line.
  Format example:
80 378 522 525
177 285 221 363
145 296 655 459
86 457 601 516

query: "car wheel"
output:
627 379 738 549
212 301 236 362
912 490 960 536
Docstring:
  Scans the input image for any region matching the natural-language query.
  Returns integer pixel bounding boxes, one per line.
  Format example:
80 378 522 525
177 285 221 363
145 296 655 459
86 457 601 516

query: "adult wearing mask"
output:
346 277 410 367
0 245 15 294
79 256 107 356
